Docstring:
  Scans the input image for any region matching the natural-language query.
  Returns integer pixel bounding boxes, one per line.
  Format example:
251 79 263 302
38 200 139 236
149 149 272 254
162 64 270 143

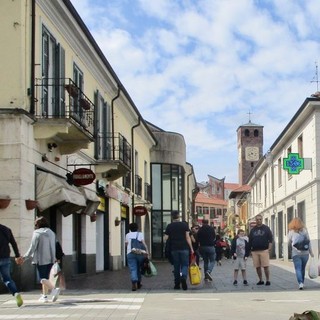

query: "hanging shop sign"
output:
283 153 304 175
133 205 148 216
72 168 96 186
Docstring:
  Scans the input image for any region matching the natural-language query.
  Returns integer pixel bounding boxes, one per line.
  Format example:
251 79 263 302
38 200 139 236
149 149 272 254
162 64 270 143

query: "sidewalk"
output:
64 257 320 293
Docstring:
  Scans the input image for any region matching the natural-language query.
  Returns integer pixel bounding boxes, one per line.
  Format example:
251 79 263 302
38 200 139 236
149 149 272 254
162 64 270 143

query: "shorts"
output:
37 263 53 280
233 257 246 270
251 250 270 268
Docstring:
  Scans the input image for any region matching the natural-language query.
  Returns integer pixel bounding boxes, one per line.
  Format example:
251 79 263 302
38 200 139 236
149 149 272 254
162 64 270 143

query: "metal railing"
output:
144 182 152 202
96 132 132 169
135 175 142 197
34 78 94 137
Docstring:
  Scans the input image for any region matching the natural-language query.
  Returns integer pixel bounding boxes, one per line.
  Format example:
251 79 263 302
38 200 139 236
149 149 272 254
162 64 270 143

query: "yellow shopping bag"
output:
189 262 201 285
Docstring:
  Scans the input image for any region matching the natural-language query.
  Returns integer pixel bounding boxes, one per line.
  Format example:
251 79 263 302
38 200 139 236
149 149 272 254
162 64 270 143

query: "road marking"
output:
270 299 311 303
174 298 220 301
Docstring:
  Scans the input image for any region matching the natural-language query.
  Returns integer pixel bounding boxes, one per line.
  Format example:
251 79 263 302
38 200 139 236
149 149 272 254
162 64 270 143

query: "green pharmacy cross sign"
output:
283 153 304 174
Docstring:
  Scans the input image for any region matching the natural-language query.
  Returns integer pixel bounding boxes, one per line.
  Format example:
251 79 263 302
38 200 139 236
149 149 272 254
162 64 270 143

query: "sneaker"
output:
205 271 213 281
243 280 248 286
181 278 188 290
132 283 137 291
265 281 271 286
137 282 142 289
299 283 304 290
51 288 60 302
39 295 48 303
14 293 23 307
256 280 264 285
233 280 238 286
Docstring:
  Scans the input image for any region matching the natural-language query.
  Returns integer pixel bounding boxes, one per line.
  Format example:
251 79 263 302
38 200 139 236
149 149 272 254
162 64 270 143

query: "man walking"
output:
165 211 194 290
249 214 273 286
197 219 216 281
0 223 23 307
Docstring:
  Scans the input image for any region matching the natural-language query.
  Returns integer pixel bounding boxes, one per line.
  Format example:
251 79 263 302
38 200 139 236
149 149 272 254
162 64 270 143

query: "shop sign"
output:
72 168 96 186
133 206 147 216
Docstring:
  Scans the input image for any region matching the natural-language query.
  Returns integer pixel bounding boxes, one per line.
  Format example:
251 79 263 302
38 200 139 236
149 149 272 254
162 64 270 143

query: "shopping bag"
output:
49 262 61 287
308 257 318 279
142 259 157 277
189 262 201 285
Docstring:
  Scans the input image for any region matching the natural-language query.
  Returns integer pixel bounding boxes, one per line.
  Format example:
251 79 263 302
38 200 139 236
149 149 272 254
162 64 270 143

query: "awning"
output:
36 171 87 216
79 187 100 216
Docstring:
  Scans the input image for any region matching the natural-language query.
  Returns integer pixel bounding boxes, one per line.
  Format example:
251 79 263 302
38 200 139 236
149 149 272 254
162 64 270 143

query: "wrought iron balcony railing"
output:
96 132 132 169
123 172 131 190
34 78 94 137
144 182 152 202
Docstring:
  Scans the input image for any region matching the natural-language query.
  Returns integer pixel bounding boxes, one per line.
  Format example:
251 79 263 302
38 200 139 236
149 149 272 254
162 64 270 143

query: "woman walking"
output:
288 217 314 290
125 223 149 291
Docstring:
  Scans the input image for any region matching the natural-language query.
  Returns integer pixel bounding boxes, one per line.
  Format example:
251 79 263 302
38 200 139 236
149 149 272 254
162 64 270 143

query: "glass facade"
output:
151 163 185 259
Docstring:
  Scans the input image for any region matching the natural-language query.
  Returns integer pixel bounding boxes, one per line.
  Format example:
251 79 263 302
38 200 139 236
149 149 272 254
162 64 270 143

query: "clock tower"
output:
237 120 263 185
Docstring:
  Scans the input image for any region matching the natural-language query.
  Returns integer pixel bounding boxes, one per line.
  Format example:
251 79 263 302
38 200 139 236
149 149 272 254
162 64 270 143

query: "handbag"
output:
308 257 318 279
189 261 201 285
49 262 61 287
293 235 310 251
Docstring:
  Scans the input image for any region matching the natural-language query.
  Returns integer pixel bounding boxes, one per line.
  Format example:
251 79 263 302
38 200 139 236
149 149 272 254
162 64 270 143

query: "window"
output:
244 129 250 137
298 135 303 157
94 91 110 160
287 146 292 180
278 158 282 187
41 26 65 117
73 64 83 118
254 129 259 137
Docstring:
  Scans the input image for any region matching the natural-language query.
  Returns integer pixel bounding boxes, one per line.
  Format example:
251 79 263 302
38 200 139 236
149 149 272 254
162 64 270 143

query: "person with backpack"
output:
288 217 314 290
125 223 149 291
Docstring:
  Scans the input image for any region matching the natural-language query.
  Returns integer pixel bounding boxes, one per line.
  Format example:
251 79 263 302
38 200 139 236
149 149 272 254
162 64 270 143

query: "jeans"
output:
199 246 216 274
171 249 189 285
127 252 145 283
293 254 309 284
0 258 18 296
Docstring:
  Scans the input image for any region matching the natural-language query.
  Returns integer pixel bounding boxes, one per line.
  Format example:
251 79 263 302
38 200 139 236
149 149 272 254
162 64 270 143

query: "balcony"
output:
135 175 142 197
123 172 131 190
33 78 95 154
95 133 132 181
144 182 152 202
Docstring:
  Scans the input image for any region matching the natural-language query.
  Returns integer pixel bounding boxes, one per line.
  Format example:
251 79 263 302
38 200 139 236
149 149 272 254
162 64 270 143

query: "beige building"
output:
246 97 320 260
0 0 195 291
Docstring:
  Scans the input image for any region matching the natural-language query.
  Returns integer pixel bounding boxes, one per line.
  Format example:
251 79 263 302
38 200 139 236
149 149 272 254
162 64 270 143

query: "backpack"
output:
131 232 146 253
293 233 310 251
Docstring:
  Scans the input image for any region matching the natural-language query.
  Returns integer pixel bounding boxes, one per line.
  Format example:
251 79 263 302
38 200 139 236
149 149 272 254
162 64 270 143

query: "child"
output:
231 229 250 286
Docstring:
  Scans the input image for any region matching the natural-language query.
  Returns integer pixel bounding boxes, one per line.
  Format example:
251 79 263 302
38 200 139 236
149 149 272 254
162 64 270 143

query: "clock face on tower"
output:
245 147 259 161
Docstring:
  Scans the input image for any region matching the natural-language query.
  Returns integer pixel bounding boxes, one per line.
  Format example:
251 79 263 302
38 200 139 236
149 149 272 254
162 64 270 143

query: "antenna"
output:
247 110 252 123
311 61 319 91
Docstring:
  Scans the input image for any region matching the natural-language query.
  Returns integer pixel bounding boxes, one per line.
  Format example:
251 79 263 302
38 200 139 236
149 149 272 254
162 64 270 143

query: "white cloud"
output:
71 0 320 183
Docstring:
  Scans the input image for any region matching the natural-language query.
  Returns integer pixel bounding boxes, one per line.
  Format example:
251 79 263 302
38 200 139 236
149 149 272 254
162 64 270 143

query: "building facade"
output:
246 97 320 260
0 0 195 291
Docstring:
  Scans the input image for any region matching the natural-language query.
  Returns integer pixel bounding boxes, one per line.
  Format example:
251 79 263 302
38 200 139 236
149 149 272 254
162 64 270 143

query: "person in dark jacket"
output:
249 214 273 286
0 224 23 307
197 219 216 281
231 229 250 285
165 211 194 290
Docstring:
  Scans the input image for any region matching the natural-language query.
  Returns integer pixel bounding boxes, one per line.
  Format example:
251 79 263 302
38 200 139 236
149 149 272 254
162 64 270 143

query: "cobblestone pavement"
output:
65 257 320 293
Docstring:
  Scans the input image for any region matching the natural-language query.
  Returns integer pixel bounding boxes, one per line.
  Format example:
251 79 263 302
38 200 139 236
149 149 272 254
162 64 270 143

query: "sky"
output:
70 0 320 184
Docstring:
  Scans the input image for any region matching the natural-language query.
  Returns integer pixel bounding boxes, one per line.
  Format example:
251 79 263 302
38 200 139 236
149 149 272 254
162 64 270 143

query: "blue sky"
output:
70 0 320 183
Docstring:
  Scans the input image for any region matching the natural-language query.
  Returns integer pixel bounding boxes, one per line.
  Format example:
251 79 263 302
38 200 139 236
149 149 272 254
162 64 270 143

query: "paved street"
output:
1 258 320 319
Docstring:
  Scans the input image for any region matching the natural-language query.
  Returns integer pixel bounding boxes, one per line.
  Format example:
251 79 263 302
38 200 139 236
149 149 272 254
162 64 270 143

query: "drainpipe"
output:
111 86 120 159
131 116 141 222
30 0 36 114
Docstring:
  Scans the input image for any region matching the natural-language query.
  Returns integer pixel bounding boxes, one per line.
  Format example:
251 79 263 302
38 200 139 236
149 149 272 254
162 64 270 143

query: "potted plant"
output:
80 98 91 110
65 84 79 98
25 199 38 210
0 197 11 209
